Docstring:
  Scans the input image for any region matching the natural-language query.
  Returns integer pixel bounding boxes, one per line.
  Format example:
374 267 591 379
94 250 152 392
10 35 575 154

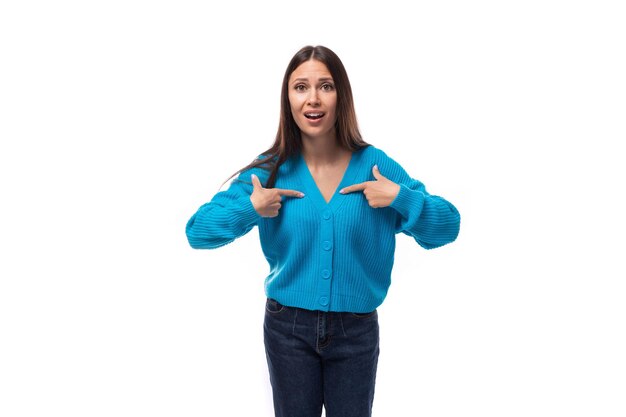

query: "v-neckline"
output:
296 149 362 212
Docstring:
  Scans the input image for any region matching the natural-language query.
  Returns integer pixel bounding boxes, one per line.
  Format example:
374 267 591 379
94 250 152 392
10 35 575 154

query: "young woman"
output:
186 45 460 417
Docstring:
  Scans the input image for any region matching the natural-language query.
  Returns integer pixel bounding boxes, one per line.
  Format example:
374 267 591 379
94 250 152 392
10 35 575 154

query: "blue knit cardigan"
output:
186 145 460 313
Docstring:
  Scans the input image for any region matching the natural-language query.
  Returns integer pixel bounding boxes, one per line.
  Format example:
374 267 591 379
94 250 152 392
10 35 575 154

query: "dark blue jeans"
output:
264 298 380 417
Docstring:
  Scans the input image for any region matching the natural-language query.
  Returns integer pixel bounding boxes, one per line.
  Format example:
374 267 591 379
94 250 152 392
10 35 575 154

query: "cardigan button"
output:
322 210 331 220
323 241 332 251
319 296 329 306
321 269 331 279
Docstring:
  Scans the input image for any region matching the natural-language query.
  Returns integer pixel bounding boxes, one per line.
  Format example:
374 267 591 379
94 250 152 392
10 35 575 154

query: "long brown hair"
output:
222 45 369 189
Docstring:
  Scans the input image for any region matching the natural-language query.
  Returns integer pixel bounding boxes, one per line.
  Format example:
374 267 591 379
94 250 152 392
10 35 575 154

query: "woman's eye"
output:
294 84 306 91
321 83 334 91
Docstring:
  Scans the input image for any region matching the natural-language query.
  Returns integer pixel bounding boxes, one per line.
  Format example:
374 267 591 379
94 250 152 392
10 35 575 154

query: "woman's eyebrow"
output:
291 77 334 83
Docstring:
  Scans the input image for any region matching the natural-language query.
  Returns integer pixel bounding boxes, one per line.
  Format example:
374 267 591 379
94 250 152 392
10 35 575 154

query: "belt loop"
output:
339 312 347 337
292 308 298 334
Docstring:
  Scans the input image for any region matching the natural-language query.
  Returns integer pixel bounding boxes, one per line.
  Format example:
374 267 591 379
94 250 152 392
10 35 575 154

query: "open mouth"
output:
304 112 325 120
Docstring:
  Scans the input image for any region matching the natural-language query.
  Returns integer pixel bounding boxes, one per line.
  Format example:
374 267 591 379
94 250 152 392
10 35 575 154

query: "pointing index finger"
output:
340 182 367 194
275 188 305 198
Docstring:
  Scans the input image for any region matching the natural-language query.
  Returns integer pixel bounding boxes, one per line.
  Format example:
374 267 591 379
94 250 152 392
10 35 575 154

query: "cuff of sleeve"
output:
390 183 425 219
233 196 261 229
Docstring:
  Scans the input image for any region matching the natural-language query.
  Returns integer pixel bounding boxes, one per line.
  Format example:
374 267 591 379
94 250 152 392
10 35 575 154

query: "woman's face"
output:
288 59 338 142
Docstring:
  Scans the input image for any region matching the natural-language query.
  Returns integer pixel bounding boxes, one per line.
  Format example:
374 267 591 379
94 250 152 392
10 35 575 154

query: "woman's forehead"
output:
289 60 333 82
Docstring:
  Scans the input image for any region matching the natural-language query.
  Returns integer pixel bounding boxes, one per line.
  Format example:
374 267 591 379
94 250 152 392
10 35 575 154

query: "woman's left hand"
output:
340 165 401 208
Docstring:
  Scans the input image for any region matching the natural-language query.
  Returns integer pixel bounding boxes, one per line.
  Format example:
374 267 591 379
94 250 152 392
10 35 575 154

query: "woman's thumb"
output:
251 174 262 189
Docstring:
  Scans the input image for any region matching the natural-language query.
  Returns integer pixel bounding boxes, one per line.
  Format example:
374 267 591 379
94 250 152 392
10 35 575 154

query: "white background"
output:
1 1 625 416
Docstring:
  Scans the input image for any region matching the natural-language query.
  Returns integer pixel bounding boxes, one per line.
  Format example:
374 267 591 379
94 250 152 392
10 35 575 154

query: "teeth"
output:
305 113 324 118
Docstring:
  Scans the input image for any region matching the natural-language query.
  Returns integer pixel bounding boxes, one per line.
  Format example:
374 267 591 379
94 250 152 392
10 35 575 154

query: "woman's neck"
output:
301 134 348 167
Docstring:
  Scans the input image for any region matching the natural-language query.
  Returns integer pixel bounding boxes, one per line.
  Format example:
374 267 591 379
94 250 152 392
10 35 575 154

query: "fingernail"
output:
339 189 345 194
299 192 305 197
374 164 378 170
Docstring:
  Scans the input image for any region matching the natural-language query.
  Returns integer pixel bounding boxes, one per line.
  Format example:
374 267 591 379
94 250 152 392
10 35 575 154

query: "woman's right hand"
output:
250 174 305 218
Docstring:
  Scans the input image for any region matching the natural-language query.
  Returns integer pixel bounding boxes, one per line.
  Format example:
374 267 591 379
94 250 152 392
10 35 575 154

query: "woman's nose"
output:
307 90 320 105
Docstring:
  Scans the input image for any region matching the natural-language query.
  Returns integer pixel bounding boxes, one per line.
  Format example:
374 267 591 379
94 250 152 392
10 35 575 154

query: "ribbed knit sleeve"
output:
186 169 263 249
378 150 461 250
